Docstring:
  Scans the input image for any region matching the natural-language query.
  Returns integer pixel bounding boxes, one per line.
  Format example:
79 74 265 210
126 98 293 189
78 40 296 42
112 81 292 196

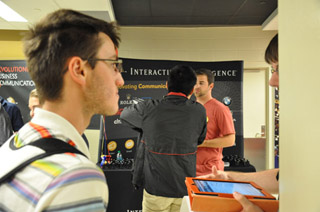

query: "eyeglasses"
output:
271 65 279 74
86 58 124 73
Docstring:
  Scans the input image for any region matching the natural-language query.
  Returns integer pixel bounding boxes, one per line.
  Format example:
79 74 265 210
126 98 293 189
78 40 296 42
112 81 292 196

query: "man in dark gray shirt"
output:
121 65 207 212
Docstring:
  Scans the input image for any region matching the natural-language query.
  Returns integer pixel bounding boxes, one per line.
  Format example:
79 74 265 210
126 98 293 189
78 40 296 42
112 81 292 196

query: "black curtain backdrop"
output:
0 60 34 123
0 59 243 159
101 58 244 160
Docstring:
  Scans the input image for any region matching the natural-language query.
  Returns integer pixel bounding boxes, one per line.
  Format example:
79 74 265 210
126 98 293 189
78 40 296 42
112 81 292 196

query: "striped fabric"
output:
0 109 108 212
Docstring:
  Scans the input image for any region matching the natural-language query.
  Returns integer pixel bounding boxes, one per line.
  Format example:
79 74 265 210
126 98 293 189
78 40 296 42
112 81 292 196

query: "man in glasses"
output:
202 34 279 212
0 9 124 211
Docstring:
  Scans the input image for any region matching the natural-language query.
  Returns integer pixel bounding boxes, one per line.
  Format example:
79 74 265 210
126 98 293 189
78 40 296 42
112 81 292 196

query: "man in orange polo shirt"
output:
194 68 235 176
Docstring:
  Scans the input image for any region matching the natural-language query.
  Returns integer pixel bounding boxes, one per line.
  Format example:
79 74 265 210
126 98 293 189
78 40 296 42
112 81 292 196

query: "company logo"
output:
125 139 135 150
114 118 122 125
222 96 232 106
120 100 134 105
120 93 135 105
108 141 117 151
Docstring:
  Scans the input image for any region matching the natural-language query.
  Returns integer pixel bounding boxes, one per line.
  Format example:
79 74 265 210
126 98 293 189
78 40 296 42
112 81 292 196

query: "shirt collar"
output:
31 108 91 159
0 96 6 106
167 92 187 97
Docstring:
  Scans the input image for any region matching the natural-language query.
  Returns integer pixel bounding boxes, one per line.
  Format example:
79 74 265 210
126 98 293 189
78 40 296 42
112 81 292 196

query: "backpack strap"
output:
0 137 87 184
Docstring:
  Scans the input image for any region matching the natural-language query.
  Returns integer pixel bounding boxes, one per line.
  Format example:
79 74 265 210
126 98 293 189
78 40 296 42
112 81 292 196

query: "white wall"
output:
279 0 320 211
119 26 276 69
243 69 266 138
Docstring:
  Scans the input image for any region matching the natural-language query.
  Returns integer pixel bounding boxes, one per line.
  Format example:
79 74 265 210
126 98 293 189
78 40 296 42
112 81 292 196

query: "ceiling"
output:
0 0 277 30
112 0 277 27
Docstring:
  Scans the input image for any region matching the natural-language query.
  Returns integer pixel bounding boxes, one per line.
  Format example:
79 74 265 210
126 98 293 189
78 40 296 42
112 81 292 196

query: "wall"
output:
279 0 320 211
119 26 276 69
243 69 267 171
0 30 25 59
243 69 266 138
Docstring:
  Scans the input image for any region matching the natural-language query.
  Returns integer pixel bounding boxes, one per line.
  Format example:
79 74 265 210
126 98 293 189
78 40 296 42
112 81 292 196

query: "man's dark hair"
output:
23 9 120 102
265 34 278 64
167 65 197 96
195 68 215 84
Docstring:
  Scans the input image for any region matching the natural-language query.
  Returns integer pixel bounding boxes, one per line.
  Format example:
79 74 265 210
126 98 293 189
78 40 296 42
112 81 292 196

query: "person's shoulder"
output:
187 98 202 106
144 98 161 107
4 100 21 111
29 155 107 203
210 98 229 109
187 99 206 111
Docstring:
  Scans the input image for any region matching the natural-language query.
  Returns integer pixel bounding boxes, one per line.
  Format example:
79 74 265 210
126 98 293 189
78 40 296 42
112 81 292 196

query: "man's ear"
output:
210 82 214 89
67 56 87 86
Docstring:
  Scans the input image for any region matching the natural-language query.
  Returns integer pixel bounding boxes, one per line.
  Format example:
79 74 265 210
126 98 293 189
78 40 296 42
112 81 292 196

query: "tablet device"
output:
193 178 270 198
185 177 278 212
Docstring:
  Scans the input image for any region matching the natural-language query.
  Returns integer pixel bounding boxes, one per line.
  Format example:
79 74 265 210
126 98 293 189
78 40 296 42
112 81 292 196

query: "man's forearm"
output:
198 134 235 148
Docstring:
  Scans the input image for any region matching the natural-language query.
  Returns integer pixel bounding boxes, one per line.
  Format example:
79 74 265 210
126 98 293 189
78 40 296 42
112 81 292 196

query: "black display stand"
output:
103 169 143 212
225 165 256 172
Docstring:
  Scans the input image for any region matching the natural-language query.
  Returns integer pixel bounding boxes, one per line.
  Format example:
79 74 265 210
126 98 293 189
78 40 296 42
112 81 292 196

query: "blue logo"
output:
222 96 232 106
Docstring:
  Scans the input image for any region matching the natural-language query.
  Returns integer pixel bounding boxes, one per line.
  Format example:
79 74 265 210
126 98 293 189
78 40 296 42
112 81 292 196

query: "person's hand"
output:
233 192 263 212
198 165 230 180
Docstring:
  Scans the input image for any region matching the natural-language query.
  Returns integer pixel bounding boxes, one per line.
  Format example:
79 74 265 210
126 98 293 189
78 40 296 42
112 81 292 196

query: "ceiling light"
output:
0 1 27 22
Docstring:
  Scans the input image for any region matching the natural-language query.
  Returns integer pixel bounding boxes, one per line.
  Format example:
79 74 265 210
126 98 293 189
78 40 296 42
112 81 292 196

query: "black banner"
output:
121 58 242 81
102 58 244 159
0 60 34 123
0 59 244 159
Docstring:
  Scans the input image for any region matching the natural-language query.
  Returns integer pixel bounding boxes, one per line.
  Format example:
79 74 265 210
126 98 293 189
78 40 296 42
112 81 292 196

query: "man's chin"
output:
104 107 119 116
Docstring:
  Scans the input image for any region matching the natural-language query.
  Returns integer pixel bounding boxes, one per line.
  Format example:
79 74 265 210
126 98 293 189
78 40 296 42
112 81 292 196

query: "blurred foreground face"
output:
28 96 40 118
194 75 212 98
269 61 279 88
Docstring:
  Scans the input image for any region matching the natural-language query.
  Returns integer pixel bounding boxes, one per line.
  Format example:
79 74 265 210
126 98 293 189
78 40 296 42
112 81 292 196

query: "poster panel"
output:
0 60 102 129
0 59 244 160
102 58 244 159
0 60 34 123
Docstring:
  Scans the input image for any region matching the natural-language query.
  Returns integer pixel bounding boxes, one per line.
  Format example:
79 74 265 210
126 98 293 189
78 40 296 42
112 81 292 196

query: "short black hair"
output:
167 65 197 96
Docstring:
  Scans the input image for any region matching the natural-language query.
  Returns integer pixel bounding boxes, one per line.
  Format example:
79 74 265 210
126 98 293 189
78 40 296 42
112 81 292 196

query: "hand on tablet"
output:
199 165 230 180
233 192 263 212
